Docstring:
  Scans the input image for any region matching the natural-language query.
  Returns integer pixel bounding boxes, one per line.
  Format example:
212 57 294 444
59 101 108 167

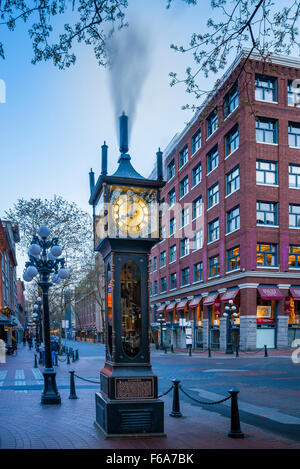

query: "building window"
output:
168 188 176 207
192 163 201 186
169 245 176 263
193 262 203 282
193 196 202 219
179 145 188 169
207 109 218 138
193 229 203 250
288 122 300 148
153 280 158 295
256 201 278 226
168 159 175 180
255 75 277 102
226 165 240 195
149 259 152 273
227 246 240 271
153 256 157 272
256 160 277 185
208 218 219 242
225 124 239 157
160 251 166 268
288 80 300 107
256 117 277 144
181 207 189 228
289 204 300 228
226 206 240 233
180 238 189 257
224 83 238 117
256 243 278 267
209 255 220 277
169 217 176 236
181 267 190 286
208 182 219 208
192 129 201 154
207 145 218 173
179 176 189 198
170 272 177 289
160 277 167 293
289 245 300 268
289 164 300 188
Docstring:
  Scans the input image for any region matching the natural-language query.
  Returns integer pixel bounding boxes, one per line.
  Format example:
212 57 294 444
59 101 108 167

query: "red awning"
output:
220 288 239 303
189 297 202 308
177 300 189 311
290 288 300 301
258 286 283 301
156 304 166 314
166 302 177 312
203 293 219 306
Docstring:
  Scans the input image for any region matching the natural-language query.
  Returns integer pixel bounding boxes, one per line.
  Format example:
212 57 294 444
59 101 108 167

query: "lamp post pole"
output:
23 226 69 405
223 300 238 354
157 313 165 350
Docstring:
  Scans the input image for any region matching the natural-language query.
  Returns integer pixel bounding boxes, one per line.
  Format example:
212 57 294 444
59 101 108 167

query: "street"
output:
0 341 299 449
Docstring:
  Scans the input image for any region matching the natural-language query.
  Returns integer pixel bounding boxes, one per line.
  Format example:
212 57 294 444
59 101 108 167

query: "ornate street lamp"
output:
223 299 238 354
33 296 43 348
23 226 69 405
157 312 166 350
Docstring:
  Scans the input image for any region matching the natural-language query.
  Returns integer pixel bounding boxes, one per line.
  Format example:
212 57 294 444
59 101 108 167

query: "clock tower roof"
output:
111 153 145 180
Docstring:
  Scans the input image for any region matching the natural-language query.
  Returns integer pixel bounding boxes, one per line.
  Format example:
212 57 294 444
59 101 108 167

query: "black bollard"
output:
54 354 58 366
69 370 78 399
188 345 192 357
67 353 71 365
170 344 174 353
235 346 239 358
169 379 182 418
264 345 268 357
76 349 79 361
164 347 167 354
228 389 244 438
39 351 43 365
34 354 38 368
72 350 76 362
208 347 211 357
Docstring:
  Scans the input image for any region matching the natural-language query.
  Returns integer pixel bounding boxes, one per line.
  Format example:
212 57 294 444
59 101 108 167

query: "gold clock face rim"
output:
112 194 150 234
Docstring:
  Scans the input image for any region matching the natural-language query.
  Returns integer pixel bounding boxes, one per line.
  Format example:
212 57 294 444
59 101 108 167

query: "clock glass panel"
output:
108 185 159 239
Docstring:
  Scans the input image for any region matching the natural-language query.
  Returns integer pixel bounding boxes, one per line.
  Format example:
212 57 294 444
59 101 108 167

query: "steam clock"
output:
89 114 165 438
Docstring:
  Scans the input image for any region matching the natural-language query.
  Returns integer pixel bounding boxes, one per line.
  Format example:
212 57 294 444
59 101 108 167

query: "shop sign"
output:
257 318 275 324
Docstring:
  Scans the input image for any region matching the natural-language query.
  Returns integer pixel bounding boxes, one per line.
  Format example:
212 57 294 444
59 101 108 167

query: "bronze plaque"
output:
115 377 154 399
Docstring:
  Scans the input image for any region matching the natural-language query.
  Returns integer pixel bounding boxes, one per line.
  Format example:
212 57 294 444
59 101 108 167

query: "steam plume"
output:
106 22 151 141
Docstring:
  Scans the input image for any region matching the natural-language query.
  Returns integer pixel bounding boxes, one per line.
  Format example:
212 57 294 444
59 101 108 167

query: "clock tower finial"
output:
119 112 129 155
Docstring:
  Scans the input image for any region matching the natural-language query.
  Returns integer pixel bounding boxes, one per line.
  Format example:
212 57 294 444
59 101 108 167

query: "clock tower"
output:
89 113 165 438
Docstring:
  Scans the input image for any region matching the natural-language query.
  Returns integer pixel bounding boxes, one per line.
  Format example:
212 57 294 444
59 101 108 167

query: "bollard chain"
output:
179 385 232 406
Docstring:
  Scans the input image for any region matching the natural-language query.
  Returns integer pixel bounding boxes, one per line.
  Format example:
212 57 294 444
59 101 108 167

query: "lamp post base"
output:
41 369 61 405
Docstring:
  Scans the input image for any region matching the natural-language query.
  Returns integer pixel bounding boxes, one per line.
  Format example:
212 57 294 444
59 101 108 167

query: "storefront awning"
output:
156 304 166 314
290 287 300 301
166 302 177 312
258 286 283 301
0 312 10 324
189 297 202 308
203 293 219 306
177 300 189 311
220 288 239 303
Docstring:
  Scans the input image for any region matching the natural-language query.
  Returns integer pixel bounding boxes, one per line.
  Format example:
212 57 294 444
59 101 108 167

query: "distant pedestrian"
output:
51 339 59 364
40 342 45 365
22 337 26 346
27 336 33 350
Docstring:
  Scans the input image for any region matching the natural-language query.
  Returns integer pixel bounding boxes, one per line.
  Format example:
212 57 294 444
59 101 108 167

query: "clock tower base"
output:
94 392 165 438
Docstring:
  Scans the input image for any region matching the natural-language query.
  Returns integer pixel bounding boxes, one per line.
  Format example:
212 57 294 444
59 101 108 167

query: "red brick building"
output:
149 50 300 351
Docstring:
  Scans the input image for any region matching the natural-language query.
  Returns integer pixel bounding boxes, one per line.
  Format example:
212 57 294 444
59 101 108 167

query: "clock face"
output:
112 193 150 235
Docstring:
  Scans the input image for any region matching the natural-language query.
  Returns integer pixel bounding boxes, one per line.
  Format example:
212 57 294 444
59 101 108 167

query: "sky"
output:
0 0 291 276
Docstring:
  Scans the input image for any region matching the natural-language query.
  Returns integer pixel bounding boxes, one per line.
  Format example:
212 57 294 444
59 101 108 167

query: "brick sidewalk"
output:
0 345 300 449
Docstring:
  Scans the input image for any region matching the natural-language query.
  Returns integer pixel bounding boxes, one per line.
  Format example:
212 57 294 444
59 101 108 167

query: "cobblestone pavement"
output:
0 342 299 449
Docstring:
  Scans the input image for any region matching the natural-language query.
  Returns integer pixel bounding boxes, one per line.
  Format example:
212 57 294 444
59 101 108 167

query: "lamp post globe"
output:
23 230 68 405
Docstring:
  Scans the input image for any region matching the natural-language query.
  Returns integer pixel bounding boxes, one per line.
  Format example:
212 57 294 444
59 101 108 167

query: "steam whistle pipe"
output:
156 148 163 181
101 141 108 176
89 168 95 195
119 112 129 154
